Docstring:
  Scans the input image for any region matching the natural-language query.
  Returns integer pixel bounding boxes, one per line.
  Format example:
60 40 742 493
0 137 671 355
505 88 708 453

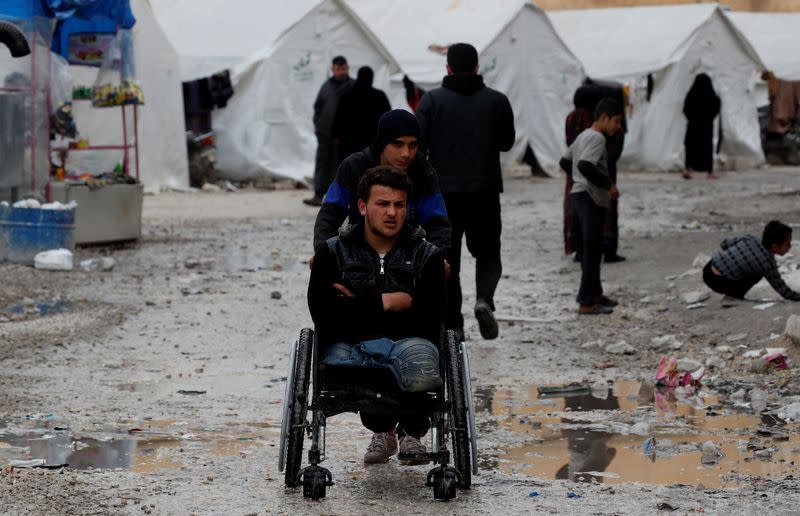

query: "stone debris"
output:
700 440 724 465
606 340 636 355
726 333 748 342
677 358 702 371
784 314 800 343
705 356 726 370
649 335 683 351
681 290 710 304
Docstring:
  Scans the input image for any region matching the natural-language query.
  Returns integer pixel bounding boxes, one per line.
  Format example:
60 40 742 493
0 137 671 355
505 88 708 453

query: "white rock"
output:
100 257 116 271
753 302 775 311
705 356 726 370
716 345 731 352
33 249 73 271
700 440 724 465
681 290 710 304
692 253 711 268
785 315 800 343
677 358 702 371
581 339 604 349
650 335 683 350
606 340 636 355
742 349 763 359
777 402 800 422
632 309 651 321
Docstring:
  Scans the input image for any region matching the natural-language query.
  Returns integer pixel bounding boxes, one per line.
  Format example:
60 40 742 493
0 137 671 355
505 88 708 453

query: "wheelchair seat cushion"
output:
322 337 442 393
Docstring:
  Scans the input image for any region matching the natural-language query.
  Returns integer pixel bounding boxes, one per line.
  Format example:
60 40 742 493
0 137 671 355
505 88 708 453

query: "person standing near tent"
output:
331 66 391 160
559 98 623 315
416 43 515 341
682 73 721 180
305 55 353 207
563 81 627 263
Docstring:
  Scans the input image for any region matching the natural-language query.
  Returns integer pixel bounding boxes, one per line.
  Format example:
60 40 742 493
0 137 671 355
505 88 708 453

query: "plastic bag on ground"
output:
34 249 73 271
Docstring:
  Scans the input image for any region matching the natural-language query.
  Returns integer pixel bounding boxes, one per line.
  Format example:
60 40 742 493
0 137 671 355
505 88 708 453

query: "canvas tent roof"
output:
726 12 800 81
550 4 765 171
347 0 586 174
68 0 188 193
172 0 400 182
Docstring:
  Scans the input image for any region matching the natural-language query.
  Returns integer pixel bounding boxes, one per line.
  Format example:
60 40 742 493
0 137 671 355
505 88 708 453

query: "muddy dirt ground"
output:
1 168 800 515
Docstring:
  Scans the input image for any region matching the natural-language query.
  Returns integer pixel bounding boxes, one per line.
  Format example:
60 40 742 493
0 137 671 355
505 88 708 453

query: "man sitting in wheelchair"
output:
308 165 447 464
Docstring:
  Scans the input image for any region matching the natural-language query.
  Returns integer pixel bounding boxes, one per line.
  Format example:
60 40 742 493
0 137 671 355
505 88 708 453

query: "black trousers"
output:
314 135 339 198
360 413 429 438
443 192 503 329
702 261 761 299
571 192 606 305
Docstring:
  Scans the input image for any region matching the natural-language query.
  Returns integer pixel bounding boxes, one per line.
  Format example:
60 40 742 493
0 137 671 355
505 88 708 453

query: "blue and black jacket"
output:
312 148 451 253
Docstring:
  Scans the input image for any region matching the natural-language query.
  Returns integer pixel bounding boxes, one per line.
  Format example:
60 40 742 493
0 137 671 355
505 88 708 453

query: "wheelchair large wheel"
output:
445 330 471 489
282 328 313 487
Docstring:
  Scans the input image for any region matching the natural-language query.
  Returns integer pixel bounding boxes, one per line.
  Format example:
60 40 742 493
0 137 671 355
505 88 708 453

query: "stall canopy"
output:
726 12 800 81
68 0 188 192
153 0 400 182
347 0 585 175
551 4 766 171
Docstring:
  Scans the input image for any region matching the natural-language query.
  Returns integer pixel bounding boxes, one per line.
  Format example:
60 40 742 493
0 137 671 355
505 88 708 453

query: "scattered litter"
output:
80 257 116 272
764 352 788 370
655 356 705 388
40 200 77 210
537 384 590 398
749 388 767 412
606 340 636 355
700 440 724 465
12 198 41 209
753 302 776 311
742 349 763 359
658 502 678 511
177 390 207 396
726 333 748 342
34 249 73 271
566 492 582 499
576 471 619 478
270 291 282 300
528 491 539 497
686 303 707 310
630 422 651 435
677 358 702 372
223 180 238 192
643 437 657 461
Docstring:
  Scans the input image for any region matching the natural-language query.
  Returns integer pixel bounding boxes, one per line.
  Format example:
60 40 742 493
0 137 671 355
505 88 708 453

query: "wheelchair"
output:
278 328 478 500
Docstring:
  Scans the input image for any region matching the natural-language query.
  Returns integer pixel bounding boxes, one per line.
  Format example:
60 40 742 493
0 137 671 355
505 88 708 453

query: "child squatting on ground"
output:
703 220 800 304
559 97 624 315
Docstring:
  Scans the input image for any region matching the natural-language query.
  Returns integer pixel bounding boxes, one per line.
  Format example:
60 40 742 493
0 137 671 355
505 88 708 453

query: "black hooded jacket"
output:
332 67 391 157
415 74 515 193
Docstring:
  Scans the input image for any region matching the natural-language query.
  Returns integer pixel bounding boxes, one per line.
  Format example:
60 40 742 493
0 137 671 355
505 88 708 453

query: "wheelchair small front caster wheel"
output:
427 466 458 500
301 465 333 500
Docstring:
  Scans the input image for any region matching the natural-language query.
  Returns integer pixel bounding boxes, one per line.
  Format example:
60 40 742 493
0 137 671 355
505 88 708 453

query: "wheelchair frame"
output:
278 328 478 500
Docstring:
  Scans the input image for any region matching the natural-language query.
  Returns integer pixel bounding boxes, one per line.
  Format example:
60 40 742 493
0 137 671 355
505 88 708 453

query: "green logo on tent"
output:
293 52 313 82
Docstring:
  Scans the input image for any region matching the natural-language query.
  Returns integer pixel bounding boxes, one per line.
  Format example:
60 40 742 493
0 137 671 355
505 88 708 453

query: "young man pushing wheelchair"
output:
308 166 447 464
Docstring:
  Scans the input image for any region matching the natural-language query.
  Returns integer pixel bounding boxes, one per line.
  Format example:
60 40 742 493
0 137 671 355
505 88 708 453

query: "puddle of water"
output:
485 380 800 488
0 418 265 472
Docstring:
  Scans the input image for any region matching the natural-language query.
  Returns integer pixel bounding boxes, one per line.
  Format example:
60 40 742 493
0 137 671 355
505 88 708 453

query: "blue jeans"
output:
324 337 441 438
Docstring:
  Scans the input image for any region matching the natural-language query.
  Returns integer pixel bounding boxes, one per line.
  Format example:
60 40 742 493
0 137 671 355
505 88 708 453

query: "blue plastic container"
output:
0 206 75 265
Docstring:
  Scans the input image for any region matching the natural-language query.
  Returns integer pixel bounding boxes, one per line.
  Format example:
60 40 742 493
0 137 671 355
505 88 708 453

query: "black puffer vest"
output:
326 223 440 297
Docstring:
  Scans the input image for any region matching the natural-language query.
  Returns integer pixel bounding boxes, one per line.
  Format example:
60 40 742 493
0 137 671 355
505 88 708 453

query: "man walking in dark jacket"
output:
332 66 391 159
416 43 515 340
313 109 451 256
305 55 353 207
309 166 446 464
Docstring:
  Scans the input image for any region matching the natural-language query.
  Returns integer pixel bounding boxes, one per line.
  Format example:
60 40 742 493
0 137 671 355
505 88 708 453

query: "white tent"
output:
152 0 400 182
347 0 585 175
69 0 188 192
726 12 800 82
550 4 766 171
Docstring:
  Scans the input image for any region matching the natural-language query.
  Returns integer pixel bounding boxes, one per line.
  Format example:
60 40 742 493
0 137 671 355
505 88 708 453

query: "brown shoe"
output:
398 435 429 465
363 431 398 464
